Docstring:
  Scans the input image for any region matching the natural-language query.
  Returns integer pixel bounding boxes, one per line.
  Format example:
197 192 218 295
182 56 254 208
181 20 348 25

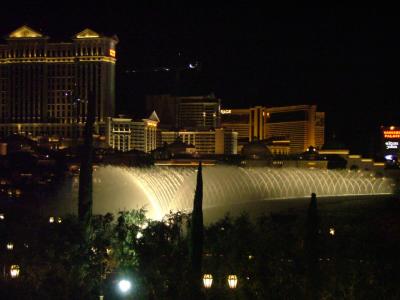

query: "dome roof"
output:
241 141 272 159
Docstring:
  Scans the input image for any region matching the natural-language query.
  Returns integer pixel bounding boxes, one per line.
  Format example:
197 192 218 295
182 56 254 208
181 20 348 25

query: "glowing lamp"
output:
0 213 4 220
203 274 213 289
6 242 14 250
10 265 20 278
118 279 132 293
227 275 238 289
49 217 54 223
329 227 335 236
57 217 62 224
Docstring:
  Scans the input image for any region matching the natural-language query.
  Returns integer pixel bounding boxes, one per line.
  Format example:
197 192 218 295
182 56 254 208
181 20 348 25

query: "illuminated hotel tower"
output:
265 105 325 154
221 104 325 154
0 26 118 143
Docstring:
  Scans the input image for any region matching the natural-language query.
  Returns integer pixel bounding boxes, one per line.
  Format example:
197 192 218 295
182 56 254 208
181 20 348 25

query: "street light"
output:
10 265 20 278
329 227 335 236
6 242 14 250
118 279 132 293
203 274 213 289
0 213 4 220
227 275 238 289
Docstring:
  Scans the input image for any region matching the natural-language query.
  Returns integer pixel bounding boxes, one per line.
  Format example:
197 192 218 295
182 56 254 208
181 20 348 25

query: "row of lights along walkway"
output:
203 274 238 289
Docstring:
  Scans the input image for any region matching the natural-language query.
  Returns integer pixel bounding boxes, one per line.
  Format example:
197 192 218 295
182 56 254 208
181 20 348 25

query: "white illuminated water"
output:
55 166 394 220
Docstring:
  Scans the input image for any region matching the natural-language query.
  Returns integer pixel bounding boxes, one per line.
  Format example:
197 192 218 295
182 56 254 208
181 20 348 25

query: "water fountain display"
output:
64 165 395 220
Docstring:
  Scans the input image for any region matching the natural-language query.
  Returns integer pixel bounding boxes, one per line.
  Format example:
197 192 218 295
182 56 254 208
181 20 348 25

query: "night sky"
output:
0 4 398 155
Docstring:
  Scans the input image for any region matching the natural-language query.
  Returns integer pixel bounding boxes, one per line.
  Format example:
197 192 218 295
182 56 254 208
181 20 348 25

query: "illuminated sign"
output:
109 49 116 57
385 154 395 161
383 126 400 139
221 109 231 114
384 130 400 139
385 141 399 149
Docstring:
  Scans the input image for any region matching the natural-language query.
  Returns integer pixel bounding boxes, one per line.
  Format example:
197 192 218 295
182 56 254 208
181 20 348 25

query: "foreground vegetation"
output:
1 196 400 299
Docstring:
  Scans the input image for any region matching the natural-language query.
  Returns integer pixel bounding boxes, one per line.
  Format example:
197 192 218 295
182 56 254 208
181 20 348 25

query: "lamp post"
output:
203 274 213 289
227 274 238 299
329 227 335 236
201 274 240 298
10 265 20 279
227 275 238 289
203 273 213 299
6 242 14 251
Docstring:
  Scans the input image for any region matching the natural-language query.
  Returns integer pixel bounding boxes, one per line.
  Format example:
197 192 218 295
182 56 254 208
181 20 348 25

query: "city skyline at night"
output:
0 4 398 154
1 5 400 298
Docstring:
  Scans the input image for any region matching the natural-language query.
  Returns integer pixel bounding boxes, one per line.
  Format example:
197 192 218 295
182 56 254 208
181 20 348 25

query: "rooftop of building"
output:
3 25 118 42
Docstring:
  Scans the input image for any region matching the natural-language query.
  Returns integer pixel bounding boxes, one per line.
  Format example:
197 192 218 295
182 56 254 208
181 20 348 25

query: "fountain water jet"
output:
61 165 395 220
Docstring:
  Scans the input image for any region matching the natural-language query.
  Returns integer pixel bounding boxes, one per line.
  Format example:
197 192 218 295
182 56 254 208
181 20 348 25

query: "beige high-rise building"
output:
249 106 268 141
0 26 118 142
222 104 325 154
265 105 324 154
106 111 159 153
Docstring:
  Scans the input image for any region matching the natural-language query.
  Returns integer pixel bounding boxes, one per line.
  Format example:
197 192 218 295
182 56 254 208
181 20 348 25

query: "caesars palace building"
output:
0 26 117 146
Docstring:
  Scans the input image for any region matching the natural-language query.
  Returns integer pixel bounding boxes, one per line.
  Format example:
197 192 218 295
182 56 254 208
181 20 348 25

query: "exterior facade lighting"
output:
203 274 213 289
227 275 238 289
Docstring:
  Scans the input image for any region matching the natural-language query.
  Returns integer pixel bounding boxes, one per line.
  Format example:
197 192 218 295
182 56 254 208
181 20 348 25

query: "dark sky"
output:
0 3 398 155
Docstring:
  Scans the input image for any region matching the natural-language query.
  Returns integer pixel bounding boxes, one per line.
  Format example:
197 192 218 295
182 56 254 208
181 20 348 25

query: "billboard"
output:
382 126 400 162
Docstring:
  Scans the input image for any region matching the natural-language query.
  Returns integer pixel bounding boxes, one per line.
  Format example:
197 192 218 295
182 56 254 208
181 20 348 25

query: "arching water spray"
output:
59 166 394 219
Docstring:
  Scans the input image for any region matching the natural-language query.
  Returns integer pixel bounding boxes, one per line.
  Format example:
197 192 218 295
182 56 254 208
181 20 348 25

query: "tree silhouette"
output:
190 161 204 299
304 193 321 300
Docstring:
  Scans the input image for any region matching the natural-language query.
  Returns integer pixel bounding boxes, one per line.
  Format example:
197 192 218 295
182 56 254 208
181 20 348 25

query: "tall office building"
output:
177 95 221 129
0 26 118 143
145 94 221 129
